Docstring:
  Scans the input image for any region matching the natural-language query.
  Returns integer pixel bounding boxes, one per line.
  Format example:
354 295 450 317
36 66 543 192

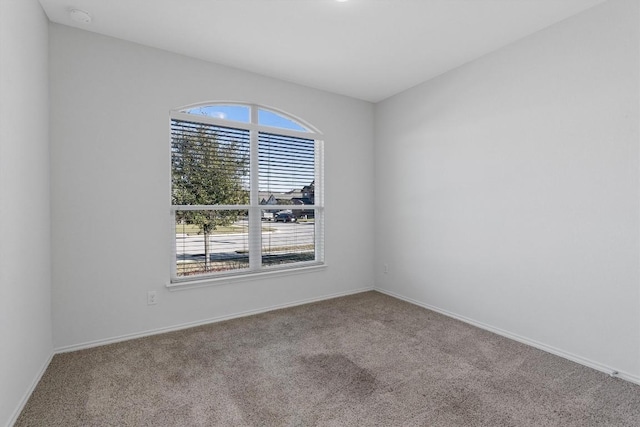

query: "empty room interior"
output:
2 0 640 425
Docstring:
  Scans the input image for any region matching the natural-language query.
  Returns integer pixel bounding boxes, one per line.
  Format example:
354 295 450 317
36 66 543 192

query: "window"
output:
170 103 324 284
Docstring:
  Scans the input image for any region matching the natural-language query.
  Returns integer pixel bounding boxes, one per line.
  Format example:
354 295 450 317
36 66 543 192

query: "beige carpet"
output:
15 291 640 426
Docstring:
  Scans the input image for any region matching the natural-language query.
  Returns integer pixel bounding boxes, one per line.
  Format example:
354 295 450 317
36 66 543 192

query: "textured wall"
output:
374 0 640 378
49 25 375 349
0 1 53 425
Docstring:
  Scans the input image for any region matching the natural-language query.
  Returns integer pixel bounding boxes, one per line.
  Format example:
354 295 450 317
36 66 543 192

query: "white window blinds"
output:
170 104 323 284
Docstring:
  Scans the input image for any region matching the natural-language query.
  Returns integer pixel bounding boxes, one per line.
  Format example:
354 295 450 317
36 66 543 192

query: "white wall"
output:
49 25 375 349
375 0 640 379
0 0 53 425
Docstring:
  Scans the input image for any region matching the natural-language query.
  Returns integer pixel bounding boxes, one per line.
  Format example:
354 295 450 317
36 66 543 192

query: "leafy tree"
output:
171 121 249 271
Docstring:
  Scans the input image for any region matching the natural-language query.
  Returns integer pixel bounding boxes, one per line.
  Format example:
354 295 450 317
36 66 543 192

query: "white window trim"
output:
168 103 324 288
166 263 328 291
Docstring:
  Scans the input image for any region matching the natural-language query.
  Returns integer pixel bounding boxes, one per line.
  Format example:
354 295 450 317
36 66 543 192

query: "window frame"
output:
168 103 324 288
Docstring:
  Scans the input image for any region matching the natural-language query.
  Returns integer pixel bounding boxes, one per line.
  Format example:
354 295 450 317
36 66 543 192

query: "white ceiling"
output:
38 0 607 102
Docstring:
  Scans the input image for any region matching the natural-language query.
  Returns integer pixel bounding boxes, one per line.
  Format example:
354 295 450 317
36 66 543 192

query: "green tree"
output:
172 121 249 271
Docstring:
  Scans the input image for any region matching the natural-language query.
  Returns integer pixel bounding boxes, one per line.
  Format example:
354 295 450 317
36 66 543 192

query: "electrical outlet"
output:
147 290 157 305
384 263 389 274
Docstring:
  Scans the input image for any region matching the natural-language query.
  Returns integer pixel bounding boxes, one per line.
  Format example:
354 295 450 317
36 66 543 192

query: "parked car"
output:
274 212 296 222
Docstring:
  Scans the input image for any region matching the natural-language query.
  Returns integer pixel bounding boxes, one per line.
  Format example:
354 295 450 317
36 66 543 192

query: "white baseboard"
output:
374 287 640 387
6 351 54 427
55 286 374 354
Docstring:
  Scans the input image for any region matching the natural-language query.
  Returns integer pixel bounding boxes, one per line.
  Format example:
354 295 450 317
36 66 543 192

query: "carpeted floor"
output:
15 291 640 426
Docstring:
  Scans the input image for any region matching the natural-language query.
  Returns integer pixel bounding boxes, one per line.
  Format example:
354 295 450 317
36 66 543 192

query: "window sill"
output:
166 263 327 291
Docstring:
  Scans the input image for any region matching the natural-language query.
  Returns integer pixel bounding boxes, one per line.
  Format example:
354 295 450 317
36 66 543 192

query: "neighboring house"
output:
260 181 315 218
301 181 314 204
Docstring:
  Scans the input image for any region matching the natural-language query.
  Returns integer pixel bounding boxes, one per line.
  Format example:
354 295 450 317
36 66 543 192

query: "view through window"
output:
170 104 323 283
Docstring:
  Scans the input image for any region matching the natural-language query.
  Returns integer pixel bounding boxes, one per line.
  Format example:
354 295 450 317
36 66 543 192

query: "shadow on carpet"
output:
15 291 640 426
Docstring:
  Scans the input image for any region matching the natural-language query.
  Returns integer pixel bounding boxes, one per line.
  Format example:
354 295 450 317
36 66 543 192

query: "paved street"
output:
176 220 314 261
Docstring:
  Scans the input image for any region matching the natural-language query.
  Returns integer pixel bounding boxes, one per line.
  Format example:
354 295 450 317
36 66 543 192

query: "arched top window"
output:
177 103 320 134
169 102 324 286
